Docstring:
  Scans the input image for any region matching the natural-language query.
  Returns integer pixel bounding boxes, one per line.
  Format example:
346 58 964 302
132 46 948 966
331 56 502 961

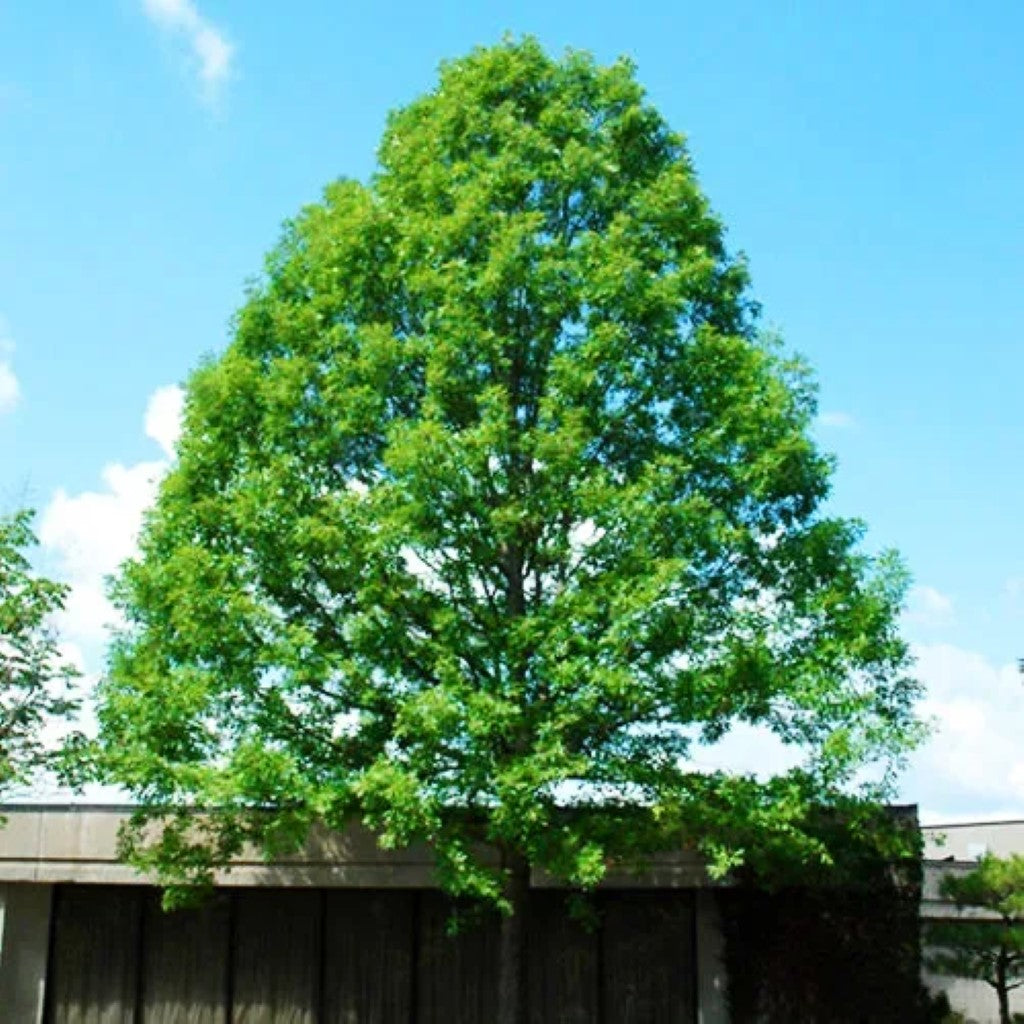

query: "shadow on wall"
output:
717 817 949 1024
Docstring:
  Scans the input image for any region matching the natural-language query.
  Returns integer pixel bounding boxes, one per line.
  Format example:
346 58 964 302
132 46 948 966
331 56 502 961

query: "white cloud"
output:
679 638 1024 822
905 585 956 629
902 643 1024 819
39 386 183 652
0 319 20 415
683 722 802 780
40 460 165 650
816 410 857 429
141 0 234 102
144 384 185 459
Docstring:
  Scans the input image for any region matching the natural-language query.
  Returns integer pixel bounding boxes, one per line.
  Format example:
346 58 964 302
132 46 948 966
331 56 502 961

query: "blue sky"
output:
2 1 1022 821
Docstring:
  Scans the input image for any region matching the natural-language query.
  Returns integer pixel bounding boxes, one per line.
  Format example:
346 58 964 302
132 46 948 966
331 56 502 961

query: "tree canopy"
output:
0 509 78 798
94 39 922 1007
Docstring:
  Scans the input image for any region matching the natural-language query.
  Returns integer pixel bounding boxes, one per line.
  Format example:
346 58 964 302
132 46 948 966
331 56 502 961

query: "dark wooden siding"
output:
46 886 142 1024
527 893 600 1023
232 889 322 1024
322 891 415 1024
45 886 697 1023
601 892 696 1024
141 893 230 1024
416 893 500 1024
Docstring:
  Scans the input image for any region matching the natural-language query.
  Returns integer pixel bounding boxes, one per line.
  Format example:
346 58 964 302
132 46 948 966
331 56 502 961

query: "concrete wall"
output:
0 805 709 889
695 889 728 1024
923 819 1024 861
0 882 52 1024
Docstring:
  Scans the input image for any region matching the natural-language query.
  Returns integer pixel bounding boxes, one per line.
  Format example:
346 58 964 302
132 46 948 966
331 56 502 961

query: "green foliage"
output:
0 509 78 796
92 38 922 903
941 854 1024 920
927 854 1024 1023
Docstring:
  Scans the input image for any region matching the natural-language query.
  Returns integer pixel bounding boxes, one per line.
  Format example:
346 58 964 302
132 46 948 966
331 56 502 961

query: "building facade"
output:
0 806 728 1023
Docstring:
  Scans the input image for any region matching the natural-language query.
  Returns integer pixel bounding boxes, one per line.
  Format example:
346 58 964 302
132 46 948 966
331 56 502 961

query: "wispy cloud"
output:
816 410 857 430
0 318 21 416
905 584 956 629
141 0 234 104
1005 576 1024 605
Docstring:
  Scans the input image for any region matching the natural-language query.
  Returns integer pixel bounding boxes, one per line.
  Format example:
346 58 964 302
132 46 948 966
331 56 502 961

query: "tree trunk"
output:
496 854 531 1024
998 982 1011 1024
997 949 1012 1024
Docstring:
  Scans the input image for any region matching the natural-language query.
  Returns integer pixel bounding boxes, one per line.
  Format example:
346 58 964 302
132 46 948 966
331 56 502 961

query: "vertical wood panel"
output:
321 890 415 1023
44 885 702 1024
528 892 599 1024
416 894 499 1024
141 893 230 1024
601 891 696 1024
46 886 141 1024
231 889 320 1024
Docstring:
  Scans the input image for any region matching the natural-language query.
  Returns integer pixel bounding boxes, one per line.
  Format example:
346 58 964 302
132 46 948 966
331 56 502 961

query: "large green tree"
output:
927 854 1024 1024
0 509 78 797
95 39 921 1020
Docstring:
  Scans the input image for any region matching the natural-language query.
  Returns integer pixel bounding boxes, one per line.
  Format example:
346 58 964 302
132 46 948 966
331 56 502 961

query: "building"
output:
0 804 931 1022
922 819 1024 1023
0 805 730 1023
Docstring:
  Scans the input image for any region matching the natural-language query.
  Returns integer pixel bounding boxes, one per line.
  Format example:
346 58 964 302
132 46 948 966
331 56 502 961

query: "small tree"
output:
93 39 922 1022
0 509 78 798
927 854 1024 1024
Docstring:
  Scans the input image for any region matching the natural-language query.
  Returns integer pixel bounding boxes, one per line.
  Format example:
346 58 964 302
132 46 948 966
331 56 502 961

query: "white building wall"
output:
921 964 1024 1024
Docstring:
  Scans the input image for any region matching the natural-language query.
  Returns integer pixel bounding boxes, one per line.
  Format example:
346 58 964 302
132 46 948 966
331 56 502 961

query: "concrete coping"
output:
0 805 712 889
